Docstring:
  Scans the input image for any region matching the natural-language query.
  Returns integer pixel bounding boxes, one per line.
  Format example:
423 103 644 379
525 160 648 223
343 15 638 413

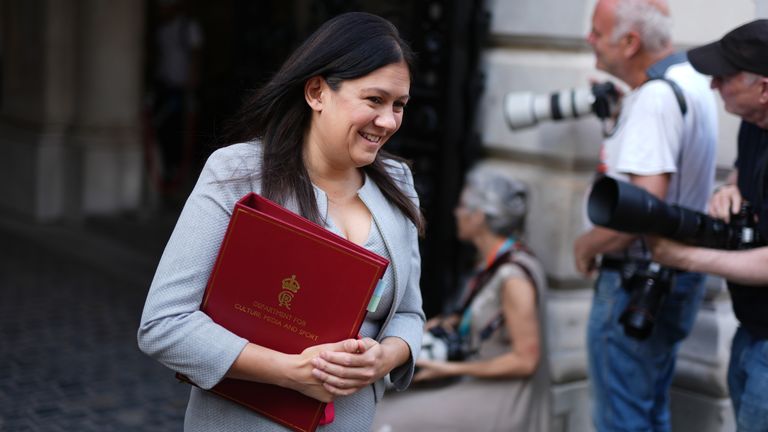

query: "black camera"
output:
588 176 763 339
504 81 620 130
419 326 468 363
430 326 467 361
618 261 675 340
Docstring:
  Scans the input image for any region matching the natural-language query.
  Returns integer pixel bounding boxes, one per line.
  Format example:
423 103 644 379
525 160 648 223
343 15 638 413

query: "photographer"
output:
573 0 718 430
650 19 768 431
372 166 549 432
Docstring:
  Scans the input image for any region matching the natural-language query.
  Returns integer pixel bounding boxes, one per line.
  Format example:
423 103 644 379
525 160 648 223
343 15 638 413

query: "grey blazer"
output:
137 143 425 431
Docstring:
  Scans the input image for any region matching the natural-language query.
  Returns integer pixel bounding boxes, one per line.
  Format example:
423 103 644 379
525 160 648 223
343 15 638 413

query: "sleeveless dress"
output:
371 250 550 432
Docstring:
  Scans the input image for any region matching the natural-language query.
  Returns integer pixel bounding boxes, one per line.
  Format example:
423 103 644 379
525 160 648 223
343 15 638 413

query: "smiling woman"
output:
137 11 427 432
304 62 410 170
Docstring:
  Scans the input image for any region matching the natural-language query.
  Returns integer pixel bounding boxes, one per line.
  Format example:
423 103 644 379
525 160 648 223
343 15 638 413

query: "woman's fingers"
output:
311 364 371 395
312 354 376 380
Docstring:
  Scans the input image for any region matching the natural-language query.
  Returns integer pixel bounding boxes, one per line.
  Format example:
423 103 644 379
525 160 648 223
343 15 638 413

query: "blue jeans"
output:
728 327 768 432
587 269 705 432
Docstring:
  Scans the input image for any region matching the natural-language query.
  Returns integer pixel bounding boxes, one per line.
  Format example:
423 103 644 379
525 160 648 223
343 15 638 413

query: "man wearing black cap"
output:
651 19 768 431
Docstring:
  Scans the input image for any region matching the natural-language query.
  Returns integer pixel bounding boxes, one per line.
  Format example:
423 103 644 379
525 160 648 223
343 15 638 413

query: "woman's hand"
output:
289 342 352 402
423 316 442 331
227 340 354 403
310 337 409 397
424 314 460 332
413 359 460 382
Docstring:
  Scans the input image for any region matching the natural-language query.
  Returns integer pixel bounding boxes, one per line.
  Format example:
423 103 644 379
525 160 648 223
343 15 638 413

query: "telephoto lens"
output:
587 176 762 250
503 88 595 130
503 82 619 130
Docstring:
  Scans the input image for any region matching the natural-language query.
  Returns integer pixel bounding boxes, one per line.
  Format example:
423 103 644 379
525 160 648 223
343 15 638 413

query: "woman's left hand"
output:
310 337 397 396
413 359 459 382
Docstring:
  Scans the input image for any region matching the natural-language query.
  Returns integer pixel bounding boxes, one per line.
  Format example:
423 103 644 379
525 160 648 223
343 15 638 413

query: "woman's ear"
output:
304 76 325 111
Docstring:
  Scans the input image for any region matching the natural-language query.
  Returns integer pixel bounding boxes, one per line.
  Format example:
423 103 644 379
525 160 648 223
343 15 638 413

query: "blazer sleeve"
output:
380 161 425 390
137 145 256 389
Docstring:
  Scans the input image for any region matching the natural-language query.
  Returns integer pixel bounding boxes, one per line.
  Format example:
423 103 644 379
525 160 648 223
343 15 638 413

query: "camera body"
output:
618 261 675 340
419 326 467 362
726 203 761 250
588 176 763 339
503 81 619 130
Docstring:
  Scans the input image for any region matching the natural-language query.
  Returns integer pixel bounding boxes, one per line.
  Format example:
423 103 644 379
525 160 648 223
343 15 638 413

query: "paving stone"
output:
0 216 188 431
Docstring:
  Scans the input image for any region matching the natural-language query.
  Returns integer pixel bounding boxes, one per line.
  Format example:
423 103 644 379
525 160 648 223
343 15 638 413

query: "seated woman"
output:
372 165 549 432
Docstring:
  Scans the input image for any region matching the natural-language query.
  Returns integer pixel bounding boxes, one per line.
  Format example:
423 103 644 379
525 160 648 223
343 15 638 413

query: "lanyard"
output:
484 237 515 269
458 237 516 337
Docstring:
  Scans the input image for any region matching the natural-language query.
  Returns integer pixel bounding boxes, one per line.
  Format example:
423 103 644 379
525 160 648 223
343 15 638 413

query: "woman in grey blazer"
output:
137 12 426 431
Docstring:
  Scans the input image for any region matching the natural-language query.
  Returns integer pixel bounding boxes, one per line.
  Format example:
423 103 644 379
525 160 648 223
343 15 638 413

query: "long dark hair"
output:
222 12 424 235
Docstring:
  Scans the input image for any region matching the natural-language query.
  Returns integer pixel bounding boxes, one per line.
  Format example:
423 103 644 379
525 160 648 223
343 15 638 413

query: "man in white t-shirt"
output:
573 0 717 430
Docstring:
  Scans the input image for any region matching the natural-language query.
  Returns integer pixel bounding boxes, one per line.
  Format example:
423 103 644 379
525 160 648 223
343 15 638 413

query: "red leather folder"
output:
178 192 389 432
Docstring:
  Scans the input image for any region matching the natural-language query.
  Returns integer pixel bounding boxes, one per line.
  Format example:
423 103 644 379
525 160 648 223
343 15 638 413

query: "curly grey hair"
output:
612 0 672 54
462 166 528 237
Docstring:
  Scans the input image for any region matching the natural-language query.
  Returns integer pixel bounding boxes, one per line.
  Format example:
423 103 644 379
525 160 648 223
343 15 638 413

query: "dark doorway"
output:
143 0 488 318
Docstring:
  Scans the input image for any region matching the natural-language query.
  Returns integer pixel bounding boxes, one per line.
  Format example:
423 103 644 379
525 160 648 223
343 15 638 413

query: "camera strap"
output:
461 246 541 346
645 51 689 117
457 239 520 314
647 78 687 117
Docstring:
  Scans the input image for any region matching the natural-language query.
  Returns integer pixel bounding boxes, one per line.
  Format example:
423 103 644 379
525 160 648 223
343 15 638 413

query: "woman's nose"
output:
375 109 398 131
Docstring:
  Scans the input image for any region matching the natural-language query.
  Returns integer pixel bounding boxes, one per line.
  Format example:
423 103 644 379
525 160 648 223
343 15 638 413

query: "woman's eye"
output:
367 96 383 104
394 102 407 112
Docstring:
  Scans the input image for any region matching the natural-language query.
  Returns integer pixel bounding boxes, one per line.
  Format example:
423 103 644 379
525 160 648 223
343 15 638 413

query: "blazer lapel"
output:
358 177 410 327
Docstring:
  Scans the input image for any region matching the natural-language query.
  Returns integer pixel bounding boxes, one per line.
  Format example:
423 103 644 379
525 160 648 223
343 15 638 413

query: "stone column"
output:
69 0 144 216
0 0 77 220
0 0 144 221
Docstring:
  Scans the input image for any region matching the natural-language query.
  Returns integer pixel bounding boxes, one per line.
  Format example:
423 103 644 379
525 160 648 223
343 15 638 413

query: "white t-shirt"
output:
600 61 717 258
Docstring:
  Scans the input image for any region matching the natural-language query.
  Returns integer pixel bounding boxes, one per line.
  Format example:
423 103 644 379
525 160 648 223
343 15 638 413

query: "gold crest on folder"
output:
278 275 300 309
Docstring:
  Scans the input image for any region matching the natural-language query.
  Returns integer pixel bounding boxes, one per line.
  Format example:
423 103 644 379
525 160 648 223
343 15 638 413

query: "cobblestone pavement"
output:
0 213 189 431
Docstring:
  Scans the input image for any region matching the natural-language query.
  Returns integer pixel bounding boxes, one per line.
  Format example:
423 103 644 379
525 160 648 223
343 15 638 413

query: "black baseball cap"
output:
687 19 768 77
